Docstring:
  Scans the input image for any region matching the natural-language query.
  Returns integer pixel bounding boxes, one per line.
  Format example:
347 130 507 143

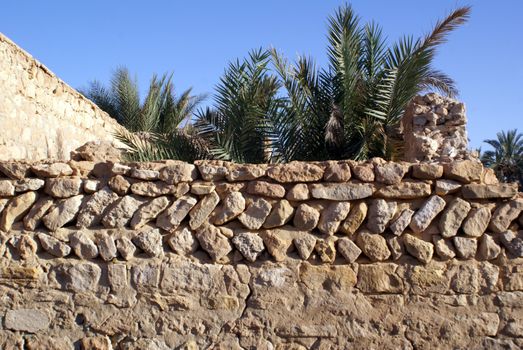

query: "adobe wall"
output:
0 157 522 349
0 33 122 161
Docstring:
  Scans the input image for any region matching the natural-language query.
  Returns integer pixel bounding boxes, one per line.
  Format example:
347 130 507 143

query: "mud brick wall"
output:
0 158 522 349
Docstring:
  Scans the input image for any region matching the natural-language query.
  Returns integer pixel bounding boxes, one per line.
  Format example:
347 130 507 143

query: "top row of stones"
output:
0 158 496 186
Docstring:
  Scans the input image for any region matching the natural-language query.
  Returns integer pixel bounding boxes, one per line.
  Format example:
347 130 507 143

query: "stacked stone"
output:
0 158 521 266
403 93 473 162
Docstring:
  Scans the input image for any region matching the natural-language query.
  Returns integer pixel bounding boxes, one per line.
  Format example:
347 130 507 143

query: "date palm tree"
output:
481 129 523 186
81 67 209 161
269 4 470 161
194 49 283 163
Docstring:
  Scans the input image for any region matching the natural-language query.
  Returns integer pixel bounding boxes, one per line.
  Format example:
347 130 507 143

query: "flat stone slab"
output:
5 308 50 333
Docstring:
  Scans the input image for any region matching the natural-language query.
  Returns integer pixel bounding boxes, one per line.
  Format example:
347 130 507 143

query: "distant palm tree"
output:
481 129 523 186
270 4 470 161
80 67 208 161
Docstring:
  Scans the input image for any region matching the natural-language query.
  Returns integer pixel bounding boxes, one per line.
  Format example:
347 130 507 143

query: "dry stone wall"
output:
0 158 522 349
0 33 122 161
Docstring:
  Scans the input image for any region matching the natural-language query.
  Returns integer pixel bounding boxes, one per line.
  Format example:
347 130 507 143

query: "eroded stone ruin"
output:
0 33 522 350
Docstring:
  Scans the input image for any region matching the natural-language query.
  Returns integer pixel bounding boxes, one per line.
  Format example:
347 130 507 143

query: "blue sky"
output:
2 0 522 150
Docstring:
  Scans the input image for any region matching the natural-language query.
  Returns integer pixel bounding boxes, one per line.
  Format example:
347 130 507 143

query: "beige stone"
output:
374 162 408 185
237 198 272 230
293 234 316 260
293 203 320 231
247 180 285 198
366 199 396 234
443 160 483 183
37 233 71 258
32 163 73 177
315 238 337 263
167 226 199 255
375 181 432 199
439 197 471 238
0 180 15 196
263 199 294 228
70 231 99 259
226 163 266 181
189 191 220 230
323 162 351 182
356 229 390 261
194 160 228 181
132 228 163 257
71 140 121 162
213 191 246 225
260 230 292 262
403 234 433 264
462 206 491 237
42 195 84 231
410 195 446 233
159 162 198 184
76 187 119 228
389 208 415 236
309 182 374 200
432 235 456 260
462 183 518 199
101 195 146 228
83 179 101 193
130 181 188 197
232 232 265 262
435 179 461 195
23 196 54 230
44 177 82 198
190 182 215 195
79 336 112 350
340 202 367 235
0 162 31 179
13 178 45 193
477 234 501 261
0 191 38 231
351 163 375 182
356 263 403 293
337 237 361 263
412 163 443 180
195 223 232 261
267 162 323 183
108 175 131 195
489 199 523 233
387 235 404 260
286 183 310 201
453 236 477 259
317 201 351 235
130 196 170 229
157 195 198 232
129 168 159 180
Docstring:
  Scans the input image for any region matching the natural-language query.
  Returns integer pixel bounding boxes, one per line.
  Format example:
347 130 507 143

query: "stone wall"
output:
0 33 122 161
403 93 472 162
0 158 522 349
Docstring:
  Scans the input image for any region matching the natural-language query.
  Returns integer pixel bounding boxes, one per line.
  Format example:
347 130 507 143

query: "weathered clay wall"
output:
0 157 522 349
0 33 122 161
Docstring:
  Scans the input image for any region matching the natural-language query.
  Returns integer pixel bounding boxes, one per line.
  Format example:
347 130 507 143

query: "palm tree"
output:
80 67 209 161
269 4 470 161
194 49 283 163
481 129 523 186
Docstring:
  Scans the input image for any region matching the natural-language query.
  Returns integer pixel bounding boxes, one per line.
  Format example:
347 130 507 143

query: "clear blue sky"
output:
2 0 522 150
